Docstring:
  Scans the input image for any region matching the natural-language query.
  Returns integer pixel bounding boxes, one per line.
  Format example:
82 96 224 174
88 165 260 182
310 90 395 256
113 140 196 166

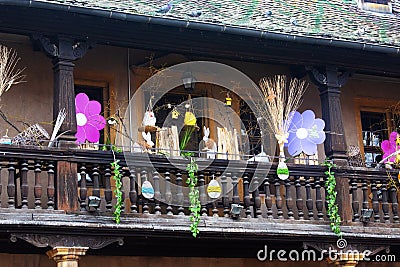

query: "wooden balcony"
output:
0 145 399 257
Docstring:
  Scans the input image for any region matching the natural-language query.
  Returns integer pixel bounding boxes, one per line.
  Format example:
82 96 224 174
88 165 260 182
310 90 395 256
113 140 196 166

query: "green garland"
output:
323 160 342 237
186 157 201 237
111 159 123 224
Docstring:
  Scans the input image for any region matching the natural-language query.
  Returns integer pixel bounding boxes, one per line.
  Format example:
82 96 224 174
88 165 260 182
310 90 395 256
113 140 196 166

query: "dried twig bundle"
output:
0 45 26 97
257 75 308 138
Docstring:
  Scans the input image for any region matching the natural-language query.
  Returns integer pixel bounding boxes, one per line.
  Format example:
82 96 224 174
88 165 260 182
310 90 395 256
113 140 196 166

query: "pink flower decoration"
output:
75 93 106 144
381 132 399 163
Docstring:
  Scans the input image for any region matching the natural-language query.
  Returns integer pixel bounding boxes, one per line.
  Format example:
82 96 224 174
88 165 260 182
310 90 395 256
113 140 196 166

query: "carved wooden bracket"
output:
307 66 352 88
10 233 123 250
31 33 96 60
303 241 389 255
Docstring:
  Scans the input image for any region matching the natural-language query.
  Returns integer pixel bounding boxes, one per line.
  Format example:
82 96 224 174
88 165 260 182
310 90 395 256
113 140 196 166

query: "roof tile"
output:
34 0 400 47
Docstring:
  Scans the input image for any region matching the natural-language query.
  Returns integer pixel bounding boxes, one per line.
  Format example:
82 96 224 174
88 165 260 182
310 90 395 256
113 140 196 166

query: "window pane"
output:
360 111 387 167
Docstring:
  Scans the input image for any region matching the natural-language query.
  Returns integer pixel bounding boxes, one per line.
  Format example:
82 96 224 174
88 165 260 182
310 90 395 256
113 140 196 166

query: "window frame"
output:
354 97 398 165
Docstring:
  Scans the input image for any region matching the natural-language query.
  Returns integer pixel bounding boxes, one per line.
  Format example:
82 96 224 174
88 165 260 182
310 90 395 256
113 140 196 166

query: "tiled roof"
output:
35 0 400 48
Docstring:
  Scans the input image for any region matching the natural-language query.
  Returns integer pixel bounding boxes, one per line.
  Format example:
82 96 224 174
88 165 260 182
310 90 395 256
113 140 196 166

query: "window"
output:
74 81 109 148
356 98 399 167
360 111 388 167
364 0 389 4
239 99 262 156
358 0 392 13
152 90 204 155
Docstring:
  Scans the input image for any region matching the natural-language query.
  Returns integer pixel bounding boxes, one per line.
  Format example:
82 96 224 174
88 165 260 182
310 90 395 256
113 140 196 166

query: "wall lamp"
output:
182 71 196 91
360 208 373 224
230 204 243 219
88 196 101 211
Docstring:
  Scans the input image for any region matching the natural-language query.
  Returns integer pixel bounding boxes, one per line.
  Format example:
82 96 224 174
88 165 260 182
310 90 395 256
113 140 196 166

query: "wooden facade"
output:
0 1 400 266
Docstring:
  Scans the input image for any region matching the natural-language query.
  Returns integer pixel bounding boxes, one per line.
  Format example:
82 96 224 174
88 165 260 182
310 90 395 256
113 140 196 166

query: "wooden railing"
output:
75 160 330 220
342 167 400 223
0 145 398 226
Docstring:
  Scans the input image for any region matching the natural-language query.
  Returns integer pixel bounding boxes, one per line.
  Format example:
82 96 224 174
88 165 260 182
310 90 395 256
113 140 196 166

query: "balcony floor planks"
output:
0 211 399 245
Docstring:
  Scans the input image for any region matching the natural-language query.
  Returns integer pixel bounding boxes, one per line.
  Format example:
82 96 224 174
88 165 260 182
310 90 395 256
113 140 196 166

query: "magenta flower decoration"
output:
75 93 106 144
285 110 326 156
381 132 399 163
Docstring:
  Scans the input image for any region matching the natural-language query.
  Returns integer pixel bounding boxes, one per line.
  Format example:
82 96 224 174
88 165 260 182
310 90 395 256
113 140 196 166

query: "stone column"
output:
330 252 364 267
47 247 88 267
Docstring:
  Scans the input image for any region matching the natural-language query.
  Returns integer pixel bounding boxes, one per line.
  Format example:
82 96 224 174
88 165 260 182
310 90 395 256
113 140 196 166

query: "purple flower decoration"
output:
75 93 106 144
381 132 399 163
285 110 326 156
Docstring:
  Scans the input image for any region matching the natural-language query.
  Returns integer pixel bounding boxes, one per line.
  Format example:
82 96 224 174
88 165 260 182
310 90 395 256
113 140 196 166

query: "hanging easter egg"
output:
142 180 155 199
207 179 222 199
277 161 289 180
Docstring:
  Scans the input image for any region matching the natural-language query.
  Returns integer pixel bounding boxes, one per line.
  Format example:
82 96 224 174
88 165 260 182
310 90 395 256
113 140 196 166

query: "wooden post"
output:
47 247 88 267
32 34 95 147
309 66 352 222
57 161 79 211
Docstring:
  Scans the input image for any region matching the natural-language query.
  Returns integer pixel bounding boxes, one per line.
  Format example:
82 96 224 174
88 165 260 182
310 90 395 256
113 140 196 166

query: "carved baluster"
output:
221 173 229 217
176 171 184 215
104 165 112 211
315 176 323 221
79 164 87 211
390 182 399 223
20 160 29 209
362 178 369 211
164 171 173 215
275 177 283 219
285 177 294 220
7 160 16 208
92 165 100 199
120 168 125 213
34 161 42 209
371 180 380 222
0 165 2 208
47 162 55 210
198 172 207 216
252 178 262 218
153 170 161 215
210 172 219 217
243 174 251 218
381 179 390 223
264 178 273 219
141 169 149 214
305 176 313 220
129 167 137 213
295 176 304 220
351 178 359 222
232 173 240 205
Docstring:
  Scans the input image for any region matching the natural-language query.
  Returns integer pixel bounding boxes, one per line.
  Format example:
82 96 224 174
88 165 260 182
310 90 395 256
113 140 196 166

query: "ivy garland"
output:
324 160 343 238
186 157 201 237
111 159 123 224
